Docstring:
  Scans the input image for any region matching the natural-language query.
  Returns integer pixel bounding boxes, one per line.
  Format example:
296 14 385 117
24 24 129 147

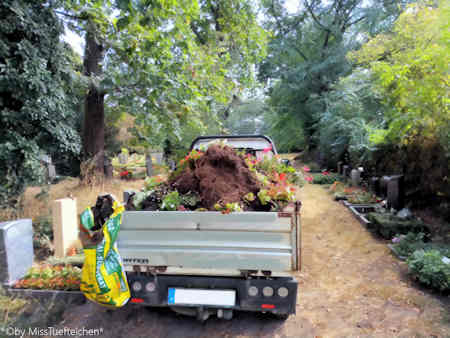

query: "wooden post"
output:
52 198 78 258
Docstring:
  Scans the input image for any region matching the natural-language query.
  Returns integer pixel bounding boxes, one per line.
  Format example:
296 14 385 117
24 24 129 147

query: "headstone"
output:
342 165 351 181
146 154 153 177
379 176 390 197
387 175 404 210
337 162 343 175
104 158 113 179
369 177 380 195
48 164 56 180
52 198 78 258
118 153 128 164
0 219 33 286
152 152 163 164
351 169 361 187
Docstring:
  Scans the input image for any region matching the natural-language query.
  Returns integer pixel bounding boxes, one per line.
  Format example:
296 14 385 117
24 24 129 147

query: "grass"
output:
0 177 145 223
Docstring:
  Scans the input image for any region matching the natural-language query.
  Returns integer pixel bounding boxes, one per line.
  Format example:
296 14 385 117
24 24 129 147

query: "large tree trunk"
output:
83 24 105 173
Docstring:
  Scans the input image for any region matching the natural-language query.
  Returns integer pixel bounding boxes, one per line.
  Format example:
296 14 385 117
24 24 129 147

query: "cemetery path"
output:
47 184 449 338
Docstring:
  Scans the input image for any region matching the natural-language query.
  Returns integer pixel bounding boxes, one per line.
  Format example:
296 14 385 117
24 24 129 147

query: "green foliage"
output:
311 173 341 185
317 69 385 166
391 232 450 259
407 249 450 292
64 0 268 152
366 213 431 240
350 1 450 152
161 191 182 211
0 1 81 205
180 192 200 208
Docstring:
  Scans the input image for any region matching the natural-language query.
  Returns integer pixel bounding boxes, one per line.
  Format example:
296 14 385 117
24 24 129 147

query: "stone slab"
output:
0 219 33 286
52 198 78 258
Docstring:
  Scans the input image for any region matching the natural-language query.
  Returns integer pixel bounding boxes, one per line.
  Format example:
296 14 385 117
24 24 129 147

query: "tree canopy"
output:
0 0 81 205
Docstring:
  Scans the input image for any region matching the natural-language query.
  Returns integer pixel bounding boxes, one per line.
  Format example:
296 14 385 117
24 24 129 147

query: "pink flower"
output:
322 171 329 175
305 176 313 182
279 173 286 181
263 146 272 153
303 166 310 172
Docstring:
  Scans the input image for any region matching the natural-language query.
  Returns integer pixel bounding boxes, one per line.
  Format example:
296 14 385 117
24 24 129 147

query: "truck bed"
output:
117 208 301 276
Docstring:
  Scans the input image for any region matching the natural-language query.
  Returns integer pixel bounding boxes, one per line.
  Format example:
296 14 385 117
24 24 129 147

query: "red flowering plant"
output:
119 169 132 180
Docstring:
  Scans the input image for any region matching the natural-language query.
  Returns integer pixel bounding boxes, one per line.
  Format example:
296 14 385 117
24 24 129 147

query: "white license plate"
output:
167 288 236 307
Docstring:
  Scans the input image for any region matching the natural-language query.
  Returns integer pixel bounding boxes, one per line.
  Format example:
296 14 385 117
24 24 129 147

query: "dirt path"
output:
48 184 449 338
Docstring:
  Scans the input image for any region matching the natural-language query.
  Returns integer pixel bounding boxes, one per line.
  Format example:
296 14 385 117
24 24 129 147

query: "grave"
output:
369 177 380 195
351 169 361 187
387 175 404 210
379 176 390 197
342 165 351 182
52 198 78 258
0 219 33 285
337 161 343 175
146 153 153 177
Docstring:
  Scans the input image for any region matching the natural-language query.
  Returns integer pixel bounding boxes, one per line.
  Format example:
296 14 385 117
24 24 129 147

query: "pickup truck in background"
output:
117 135 301 321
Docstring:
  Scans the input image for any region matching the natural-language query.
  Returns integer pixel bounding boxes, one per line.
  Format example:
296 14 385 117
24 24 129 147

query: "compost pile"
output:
126 144 302 213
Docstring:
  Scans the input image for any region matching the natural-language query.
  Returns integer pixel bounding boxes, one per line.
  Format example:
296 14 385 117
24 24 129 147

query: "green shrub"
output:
407 249 450 292
311 173 341 185
366 213 431 239
391 232 450 259
391 233 427 259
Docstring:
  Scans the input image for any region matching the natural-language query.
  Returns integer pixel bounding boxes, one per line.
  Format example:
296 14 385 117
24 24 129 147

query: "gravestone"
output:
146 153 153 177
342 165 351 181
0 219 33 286
351 169 361 187
52 198 78 258
337 162 343 175
152 152 163 164
369 177 380 195
118 153 128 164
48 164 56 180
387 175 404 210
379 176 390 197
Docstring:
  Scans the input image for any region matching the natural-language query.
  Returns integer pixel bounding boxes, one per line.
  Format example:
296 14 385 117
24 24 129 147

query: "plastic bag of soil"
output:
79 194 130 307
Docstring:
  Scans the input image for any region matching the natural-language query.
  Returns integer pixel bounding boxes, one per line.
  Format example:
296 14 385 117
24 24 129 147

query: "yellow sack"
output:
79 196 130 307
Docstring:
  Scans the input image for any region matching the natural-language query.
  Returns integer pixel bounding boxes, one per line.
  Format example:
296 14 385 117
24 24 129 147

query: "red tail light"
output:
130 298 144 304
261 304 275 309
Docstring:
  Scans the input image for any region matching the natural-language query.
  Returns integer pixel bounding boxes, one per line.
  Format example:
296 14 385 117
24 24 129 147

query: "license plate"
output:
167 288 236 307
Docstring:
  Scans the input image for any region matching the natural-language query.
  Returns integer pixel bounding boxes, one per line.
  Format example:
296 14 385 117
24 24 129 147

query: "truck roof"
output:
190 135 277 154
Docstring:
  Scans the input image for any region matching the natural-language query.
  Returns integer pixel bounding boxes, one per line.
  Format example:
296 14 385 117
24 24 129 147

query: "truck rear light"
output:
261 304 275 309
248 286 258 296
277 287 289 297
130 298 144 303
131 281 142 292
145 282 156 292
262 286 274 297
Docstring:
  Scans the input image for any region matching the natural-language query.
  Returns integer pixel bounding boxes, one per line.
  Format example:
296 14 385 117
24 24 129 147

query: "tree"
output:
259 0 414 152
0 0 81 205
349 1 449 152
60 0 268 172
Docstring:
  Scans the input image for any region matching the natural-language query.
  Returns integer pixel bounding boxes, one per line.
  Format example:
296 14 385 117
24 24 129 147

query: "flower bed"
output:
13 265 81 291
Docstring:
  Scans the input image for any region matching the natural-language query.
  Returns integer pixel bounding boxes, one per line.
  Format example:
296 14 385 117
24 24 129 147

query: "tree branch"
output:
54 10 85 21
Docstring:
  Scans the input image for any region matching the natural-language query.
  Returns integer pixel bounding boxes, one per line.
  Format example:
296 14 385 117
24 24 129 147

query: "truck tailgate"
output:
117 210 300 273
